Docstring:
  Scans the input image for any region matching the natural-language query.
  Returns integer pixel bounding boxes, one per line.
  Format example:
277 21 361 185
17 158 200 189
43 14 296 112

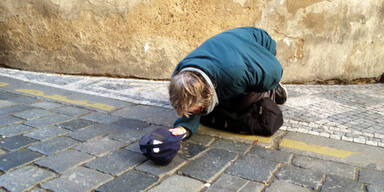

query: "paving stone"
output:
0 91 19 100
68 124 110 141
292 155 355 179
97 170 158 192
0 135 37 151
248 146 292 163
180 148 237 182
359 168 384 188
0 149 43 171
265 180 311 192
125 141 141 153
0 165 55 192
8 96 40 105
0 105 32 116
29 137 79 155
210 139 251 154
86 149 146 175
275 166 323 190
57 119 96 131
36 149 94 173
30 102 62 110
29 187 48 192
24 125 70 141
0 124 35 137
366 184 383 192
111 118 150 129
148 175 203 192
179 142 207 159
74 138 126 156
81 112 121 124
0 100 16 108
112 105 178 127
320 175 363 192
12 109 53 120
239 181 264 192
226 153 279 182
136 155 185 177
24 114 73 128
0 115 23 127
51 106 90 116
108 123 157 144
206 174 248 192
187 133 215 146
41 167 112 192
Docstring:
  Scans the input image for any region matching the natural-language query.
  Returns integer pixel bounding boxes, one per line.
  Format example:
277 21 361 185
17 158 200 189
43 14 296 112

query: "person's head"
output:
169 71 214 117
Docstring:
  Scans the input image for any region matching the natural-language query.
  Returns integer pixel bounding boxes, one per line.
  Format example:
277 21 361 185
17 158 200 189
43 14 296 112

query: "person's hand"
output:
169 126 187 136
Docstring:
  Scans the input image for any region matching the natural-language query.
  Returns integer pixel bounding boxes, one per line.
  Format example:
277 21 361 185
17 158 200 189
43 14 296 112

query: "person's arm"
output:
172 114 201 139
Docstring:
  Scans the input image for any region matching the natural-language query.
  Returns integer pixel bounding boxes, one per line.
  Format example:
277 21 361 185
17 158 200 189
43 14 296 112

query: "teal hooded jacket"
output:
172 27 283 134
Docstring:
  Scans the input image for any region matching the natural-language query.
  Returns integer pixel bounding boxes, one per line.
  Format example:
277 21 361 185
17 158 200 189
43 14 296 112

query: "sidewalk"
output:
0 68 383 192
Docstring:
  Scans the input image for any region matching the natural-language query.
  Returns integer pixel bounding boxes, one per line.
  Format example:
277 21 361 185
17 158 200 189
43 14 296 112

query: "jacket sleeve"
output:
173 114 201 136
251 28 277 56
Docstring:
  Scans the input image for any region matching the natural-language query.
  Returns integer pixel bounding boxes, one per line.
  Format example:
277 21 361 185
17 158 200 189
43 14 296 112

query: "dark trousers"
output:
200 90 276 134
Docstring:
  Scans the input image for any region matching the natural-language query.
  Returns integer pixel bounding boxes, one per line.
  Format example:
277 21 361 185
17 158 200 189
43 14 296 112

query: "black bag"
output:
200 97 283 136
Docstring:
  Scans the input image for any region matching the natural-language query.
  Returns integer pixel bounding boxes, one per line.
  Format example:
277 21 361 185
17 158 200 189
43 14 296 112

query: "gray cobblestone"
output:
86 149 146 176
0 166 55 192
148 175 203 192
374 133 384 139
187 133 215 146
0 100 16 108
51 106 90 116
0 135 37 151
353 137 366 144
24 125 70 141
226 153 278 182
321 175 363 192
8 96 40 105
358 168 384 188
58 119 96 131
0 105 32 116
0 124 35 137
210 139 250 154
97 170 158 192
179 142 207 159
29 136 79 155
180 148 237 182
275 166 323 189
366 184 383 192
36 149 94 173
81 112 121 124
206 174 248 192
292 155 355 179
108 120 154 143
74 138 126 156
41 167 112 192
136 155 185 177
0 116 23 127
265 180 311 192
30 102 62 110
12 109 53 120
68 124 109 141
0 149 43 171
112 105 177 127
29 187 48 192
125 141 141 153
239 181 264 192
24 114 73 128
249 146 292 163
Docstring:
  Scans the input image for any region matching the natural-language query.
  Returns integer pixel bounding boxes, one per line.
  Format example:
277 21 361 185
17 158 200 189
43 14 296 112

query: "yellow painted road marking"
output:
0 82 8 87
198 125 272 144
16 89 115 111
280 139 355 158
198 125 355 158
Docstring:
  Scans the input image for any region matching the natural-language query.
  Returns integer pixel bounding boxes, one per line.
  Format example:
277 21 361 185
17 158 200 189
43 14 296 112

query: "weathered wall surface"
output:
1 0 383 82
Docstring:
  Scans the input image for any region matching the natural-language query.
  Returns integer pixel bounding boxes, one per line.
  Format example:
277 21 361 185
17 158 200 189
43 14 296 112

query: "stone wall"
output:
1 0 383 82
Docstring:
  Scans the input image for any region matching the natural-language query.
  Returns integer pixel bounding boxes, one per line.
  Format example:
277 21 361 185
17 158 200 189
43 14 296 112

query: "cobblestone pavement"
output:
0 68 383 191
